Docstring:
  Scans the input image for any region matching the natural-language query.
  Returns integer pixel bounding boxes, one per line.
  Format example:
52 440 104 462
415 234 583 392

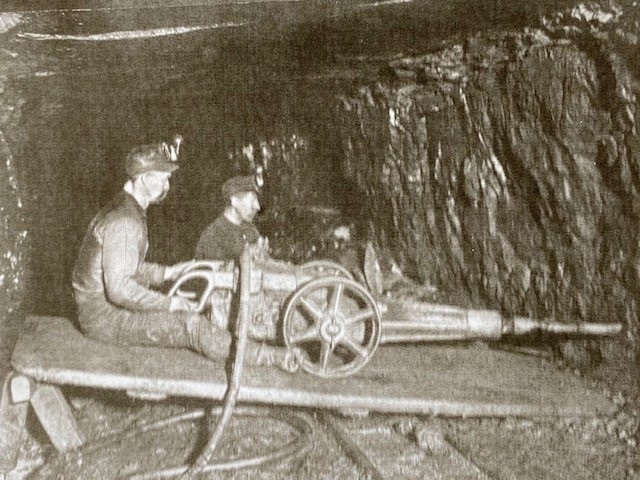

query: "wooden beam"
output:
30 384 83 452
0 374 28 474
2 0 331 14
9 375 32 404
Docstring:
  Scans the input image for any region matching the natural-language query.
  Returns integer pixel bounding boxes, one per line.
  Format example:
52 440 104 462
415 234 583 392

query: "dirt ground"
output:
5 335 638 480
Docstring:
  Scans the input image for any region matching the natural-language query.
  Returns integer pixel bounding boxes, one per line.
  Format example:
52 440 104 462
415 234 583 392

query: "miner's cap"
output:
125 142 179 178
222 175 258 199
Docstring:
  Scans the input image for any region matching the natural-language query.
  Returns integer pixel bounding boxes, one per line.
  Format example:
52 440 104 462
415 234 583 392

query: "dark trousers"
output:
73 293 274 365
75 295 232 360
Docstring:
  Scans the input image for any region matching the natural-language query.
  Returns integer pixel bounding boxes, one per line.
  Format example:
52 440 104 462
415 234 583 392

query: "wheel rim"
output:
283 277 381 378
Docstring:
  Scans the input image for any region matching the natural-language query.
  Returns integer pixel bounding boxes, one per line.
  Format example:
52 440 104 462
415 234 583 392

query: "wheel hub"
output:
319 315 345 344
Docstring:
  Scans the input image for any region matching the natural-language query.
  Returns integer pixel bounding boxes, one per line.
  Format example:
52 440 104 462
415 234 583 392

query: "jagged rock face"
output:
0 73 27 371
339 30 639 346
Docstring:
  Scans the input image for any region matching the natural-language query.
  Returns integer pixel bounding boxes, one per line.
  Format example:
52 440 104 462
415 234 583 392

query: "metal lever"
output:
168 270 217 314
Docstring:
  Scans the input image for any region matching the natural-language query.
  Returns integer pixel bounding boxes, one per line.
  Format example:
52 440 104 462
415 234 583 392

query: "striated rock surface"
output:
0 72 27 375
338 4 640 357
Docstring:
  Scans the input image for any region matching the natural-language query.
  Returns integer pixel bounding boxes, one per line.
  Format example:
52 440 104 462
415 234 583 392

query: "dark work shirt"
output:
72 191 169 311
195 214 260 262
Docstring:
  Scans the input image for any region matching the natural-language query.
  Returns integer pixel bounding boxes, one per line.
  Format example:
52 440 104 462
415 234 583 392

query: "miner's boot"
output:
254 343 302 373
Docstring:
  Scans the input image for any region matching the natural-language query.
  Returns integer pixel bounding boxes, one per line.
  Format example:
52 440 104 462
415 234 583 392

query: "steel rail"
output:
319 411 386 480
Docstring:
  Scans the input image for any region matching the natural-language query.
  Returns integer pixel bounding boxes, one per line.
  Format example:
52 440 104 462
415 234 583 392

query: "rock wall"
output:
338 7 640 354
0 72 28 374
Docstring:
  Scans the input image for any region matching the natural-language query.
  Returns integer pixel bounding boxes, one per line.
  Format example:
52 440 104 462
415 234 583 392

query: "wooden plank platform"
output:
11 316 615 418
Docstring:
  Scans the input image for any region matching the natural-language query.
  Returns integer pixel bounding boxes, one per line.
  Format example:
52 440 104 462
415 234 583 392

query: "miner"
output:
72 138 299 371
195 174 295 338
195 175 262 262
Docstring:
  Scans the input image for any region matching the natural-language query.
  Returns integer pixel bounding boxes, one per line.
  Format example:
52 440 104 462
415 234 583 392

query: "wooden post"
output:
0 373 29 474
30 384 82 452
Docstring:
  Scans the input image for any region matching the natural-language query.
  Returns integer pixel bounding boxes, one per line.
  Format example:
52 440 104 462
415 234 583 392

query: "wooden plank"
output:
11 316 615 417
1 0 307 13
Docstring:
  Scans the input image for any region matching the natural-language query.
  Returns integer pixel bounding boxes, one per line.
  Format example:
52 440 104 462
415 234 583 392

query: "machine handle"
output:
168 270 218 314
181 260 229 274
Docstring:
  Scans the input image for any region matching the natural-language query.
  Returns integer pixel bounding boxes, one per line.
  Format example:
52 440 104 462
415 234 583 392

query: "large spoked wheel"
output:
298 260 353 280
282 277 381 378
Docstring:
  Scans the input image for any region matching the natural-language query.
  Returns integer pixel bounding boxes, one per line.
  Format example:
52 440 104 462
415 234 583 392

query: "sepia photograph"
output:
0 0 638 478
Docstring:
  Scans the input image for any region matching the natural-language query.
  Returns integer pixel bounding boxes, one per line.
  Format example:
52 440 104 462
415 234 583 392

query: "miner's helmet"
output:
125 135 183 178
221 175 260 199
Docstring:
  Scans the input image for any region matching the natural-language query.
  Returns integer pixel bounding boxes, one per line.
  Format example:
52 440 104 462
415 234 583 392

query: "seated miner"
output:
195 174 300 270
195 175 294 338
195 175 263 263
71 139 299 371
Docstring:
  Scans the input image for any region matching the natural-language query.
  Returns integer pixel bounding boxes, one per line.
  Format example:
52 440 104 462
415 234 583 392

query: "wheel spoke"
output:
329 282 344 317
297 296 324 325
319 341 333 373
289 326 319 345
345 309 374 327
339 337 368 358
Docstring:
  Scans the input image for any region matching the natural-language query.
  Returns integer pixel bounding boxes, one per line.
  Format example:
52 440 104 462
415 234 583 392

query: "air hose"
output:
126 407 315 479
35 406 314 479
178 248 254 479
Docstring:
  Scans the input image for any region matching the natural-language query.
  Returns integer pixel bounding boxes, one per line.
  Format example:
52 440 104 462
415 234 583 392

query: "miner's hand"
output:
169 296 199 312
164 259 196 281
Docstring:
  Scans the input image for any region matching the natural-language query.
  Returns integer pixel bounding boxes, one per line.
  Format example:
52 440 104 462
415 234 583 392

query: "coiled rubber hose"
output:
37 405 314 479
126 407 315 479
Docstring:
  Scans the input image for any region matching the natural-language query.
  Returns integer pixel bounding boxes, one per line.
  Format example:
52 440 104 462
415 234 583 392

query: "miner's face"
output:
142 171 172 204
231 191 260 222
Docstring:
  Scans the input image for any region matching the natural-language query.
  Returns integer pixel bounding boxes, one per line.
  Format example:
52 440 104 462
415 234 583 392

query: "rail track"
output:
318 411 493 480
14 395 633 480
